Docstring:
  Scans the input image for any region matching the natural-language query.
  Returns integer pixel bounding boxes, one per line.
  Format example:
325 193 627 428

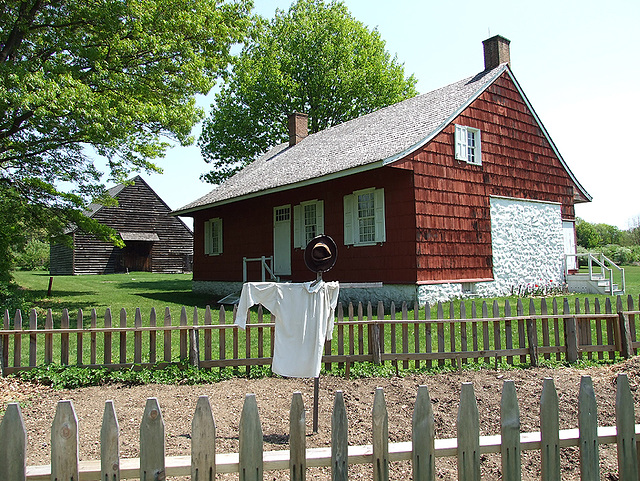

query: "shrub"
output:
13 239 49 271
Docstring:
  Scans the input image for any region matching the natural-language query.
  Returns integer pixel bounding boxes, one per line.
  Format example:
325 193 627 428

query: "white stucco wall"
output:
419 196 565 305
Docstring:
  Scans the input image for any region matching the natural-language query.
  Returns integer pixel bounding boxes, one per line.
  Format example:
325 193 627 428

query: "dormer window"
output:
455 124 482 165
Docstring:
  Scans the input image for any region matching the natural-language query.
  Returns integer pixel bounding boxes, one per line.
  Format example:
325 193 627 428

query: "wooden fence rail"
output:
1 295 639 376
0 374 637 480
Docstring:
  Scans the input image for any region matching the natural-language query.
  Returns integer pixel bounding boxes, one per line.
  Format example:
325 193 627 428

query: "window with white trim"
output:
293 200 324 248
204 217 223 255
455 124 482 165
343 188 385 246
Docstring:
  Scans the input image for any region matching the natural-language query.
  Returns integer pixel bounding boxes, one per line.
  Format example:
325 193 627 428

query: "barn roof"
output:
174 64 590 215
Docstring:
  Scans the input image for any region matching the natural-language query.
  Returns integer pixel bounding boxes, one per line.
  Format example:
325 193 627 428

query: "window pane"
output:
467 131 476 163
304 203 317 245
357 192 375 243
211 220 220 254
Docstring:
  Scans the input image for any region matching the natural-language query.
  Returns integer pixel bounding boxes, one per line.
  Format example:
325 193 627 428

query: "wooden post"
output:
372 388 389 481
180 307 188 361
578 376 599 481
140 398 165 481
13 310 22 368
189 328 200 367
412 385 435 481
289 392 306 481
615 373 638 480
526 299 538 367
101 400 120 481
500 380 521 480
564 299 579 363
0 403 26 480
517 299 526 364
313 377 320 433
3 310 10 372
149 307 157 365
239 394 263 481
540 378 560 481
164 307 172 363
134 308 142 364
104 308 112 365
192 396 216 481
90 308 97 365
76 309 83 366
29 309 37 367
204 306 212 362
617 296 634 359
331 391 348 481
457 383 480 481
51 400 79 481
119 308 127 365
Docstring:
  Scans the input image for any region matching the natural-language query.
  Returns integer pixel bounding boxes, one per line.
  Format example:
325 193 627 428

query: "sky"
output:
128 0 640 230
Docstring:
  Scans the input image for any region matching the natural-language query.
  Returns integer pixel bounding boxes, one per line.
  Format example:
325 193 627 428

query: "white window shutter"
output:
216 219 223 255
374 188 386 243
455 124 468 161
343 194 355 245
475 129 482 164
317 200 325 235
293 204 302 248
204 220 212 255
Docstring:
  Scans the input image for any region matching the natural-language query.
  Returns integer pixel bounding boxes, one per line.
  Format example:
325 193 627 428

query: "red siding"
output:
193 168 417 284
393 71 577 283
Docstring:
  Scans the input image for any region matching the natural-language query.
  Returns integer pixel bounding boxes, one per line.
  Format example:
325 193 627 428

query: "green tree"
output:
576 218 602 249
199 0 418 184
0 0 252 284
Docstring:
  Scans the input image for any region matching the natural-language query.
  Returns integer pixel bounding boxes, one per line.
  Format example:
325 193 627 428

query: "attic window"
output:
455 125 482 165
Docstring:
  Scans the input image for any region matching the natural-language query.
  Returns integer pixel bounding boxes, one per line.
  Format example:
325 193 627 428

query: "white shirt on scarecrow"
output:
236 281 339 378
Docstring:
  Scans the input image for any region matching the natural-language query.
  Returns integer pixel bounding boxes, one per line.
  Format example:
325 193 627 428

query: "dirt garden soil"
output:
2 358 640 480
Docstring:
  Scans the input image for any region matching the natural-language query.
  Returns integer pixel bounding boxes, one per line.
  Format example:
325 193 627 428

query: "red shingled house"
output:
174 36 591 304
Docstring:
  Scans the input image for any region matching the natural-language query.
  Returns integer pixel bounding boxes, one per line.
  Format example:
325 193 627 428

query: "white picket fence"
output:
0 374 638 480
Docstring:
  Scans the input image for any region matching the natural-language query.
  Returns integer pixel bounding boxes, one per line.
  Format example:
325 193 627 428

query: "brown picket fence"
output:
1 295 639 376
0 374 638 480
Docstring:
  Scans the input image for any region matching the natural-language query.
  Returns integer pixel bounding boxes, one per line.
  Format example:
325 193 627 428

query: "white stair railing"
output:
243 256 279 283
565 253 625 294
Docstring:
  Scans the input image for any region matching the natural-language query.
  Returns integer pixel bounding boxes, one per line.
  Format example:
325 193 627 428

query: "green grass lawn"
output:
7 268 640 372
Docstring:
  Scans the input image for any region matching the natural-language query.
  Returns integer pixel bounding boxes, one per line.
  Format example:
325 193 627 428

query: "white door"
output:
273 205 292 275
563 221 578 271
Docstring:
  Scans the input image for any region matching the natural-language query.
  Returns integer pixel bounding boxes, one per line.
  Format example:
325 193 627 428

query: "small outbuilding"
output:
50 176 193 275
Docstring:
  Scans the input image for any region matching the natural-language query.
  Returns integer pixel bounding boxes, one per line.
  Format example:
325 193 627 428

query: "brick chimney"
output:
482 35 511 70
288 112 308 147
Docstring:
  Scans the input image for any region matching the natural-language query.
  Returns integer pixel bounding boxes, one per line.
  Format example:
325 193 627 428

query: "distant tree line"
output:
576 218 640 265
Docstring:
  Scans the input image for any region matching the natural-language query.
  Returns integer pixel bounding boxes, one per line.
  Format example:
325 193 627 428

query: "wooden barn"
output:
50 176 193 275
173 36 591 304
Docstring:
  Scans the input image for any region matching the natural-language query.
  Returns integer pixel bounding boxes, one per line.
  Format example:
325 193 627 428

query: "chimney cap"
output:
482 35 511 70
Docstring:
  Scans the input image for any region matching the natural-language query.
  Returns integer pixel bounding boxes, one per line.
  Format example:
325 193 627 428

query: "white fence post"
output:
457 383 480 481
0 403 26 480
101 400 120 481
192 395 216 481
51 400 79 481
579 376 599 481
140 397 165 481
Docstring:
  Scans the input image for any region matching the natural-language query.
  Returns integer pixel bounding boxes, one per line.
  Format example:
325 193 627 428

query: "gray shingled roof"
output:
174 64 588 215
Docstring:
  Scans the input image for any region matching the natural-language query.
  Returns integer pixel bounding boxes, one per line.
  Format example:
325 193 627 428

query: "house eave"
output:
171 159 387 215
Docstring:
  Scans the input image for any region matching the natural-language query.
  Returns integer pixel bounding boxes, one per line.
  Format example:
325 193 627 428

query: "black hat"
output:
304 235 337 273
